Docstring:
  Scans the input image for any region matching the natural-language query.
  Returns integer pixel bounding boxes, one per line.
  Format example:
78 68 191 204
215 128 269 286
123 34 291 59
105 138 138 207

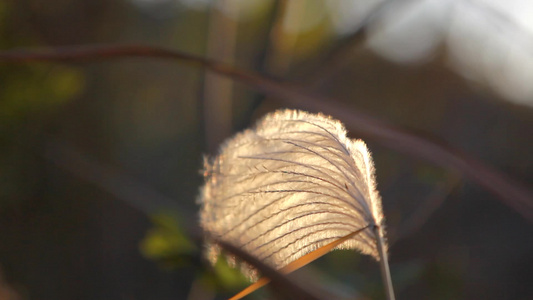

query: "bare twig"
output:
44 137 194 222
1 44 531 221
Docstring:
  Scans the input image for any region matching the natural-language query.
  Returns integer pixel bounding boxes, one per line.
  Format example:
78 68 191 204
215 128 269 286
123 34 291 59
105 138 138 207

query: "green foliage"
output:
0 1 84 123
140 212 251 294
139 213 196 269
0 61 84 206
0 65 85 121
425 260 464 300
207 256 251 290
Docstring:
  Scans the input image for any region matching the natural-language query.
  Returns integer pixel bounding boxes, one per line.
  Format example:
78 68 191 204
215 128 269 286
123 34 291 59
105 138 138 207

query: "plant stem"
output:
374 225 395 300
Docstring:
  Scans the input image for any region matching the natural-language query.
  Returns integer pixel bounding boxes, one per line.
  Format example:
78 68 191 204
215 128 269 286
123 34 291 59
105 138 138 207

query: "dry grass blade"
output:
214 237 325 300
229 226 369 300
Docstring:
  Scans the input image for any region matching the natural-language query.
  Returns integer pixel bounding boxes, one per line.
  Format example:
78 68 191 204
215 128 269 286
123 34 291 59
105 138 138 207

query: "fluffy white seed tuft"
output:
199 109 386 279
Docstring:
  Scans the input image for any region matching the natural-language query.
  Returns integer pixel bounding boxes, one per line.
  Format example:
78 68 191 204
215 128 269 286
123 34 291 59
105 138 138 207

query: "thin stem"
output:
374 225 395 300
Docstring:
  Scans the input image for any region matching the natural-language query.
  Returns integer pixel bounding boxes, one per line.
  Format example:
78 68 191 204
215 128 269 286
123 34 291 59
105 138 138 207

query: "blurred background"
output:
0 0 532 299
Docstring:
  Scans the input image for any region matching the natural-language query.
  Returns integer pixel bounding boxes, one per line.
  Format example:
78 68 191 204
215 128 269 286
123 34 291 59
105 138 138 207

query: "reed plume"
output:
199 109 394 299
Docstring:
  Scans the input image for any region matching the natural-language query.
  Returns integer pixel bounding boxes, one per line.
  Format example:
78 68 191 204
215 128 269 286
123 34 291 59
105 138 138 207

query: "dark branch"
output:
214 237 326 300
1 44 531 221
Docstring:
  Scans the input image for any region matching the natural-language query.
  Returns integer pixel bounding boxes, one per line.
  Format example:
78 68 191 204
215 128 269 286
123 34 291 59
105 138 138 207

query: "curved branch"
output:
1 44 531 221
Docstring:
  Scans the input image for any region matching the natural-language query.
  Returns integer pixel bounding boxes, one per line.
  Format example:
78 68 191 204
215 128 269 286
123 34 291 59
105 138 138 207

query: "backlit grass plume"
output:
199 109 394 299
